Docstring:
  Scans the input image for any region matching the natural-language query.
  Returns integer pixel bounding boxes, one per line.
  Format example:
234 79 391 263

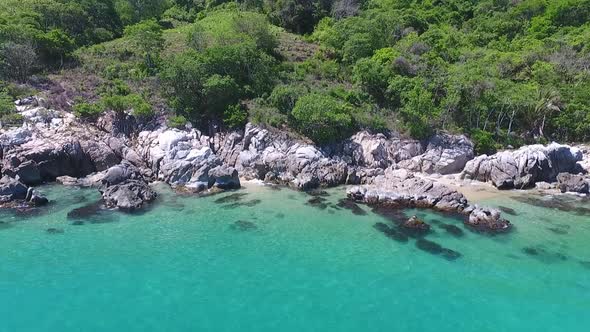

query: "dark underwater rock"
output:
416 239 443 255
401 215 431 237
441 248 462 261
546 225 570 235
225 199 262 209
46 228 64 234
371 206 406 224
214 193 248 204
373 222 408 243
67 201 103 220
336 198 367 216
306 189 330 197
437 223 464 237
498 206 517 216
522 245 568 263
306 196 328 210
230 220 258 231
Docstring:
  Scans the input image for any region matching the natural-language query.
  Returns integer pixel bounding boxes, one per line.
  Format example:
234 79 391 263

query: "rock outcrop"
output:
347 168 469 212
100 180 157 211
397 134 474 175
0 115 123 185
347 168 511 233
137 128 240 192
461 143 583 189
464 205 511 233
556 172 589 194
98 163 157 211
0 175 48 206
216 124 472 190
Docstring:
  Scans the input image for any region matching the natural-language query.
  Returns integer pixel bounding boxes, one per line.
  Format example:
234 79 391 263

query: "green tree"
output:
124 19 164 71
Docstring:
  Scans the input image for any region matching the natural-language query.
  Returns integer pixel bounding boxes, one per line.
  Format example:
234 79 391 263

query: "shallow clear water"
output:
1 183 589 332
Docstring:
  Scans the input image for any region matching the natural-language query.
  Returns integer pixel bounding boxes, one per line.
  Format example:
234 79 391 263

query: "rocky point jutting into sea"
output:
1 96 589 233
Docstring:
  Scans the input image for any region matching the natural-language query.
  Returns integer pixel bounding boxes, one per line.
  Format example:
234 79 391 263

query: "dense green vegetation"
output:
1 0 590 150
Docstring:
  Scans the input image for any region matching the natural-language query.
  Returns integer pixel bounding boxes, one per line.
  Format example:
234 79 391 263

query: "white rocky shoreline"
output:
1 97 589 233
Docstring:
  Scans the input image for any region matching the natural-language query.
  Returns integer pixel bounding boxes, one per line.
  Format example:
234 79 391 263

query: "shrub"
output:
0 113 24 126
471 129 497 155
102 95 130 113
167 114 188 129
291 93 354 144
73 102 102 119
267 84 307 114
223 104 248 129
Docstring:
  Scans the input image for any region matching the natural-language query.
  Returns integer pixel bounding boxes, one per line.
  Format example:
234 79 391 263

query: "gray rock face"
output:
398 134 474 174
137 128 240 192
461 143 583 189
216 124 473 190
0 175 48 206
464 205 511 233
339 131 423 168
0 175 29 201
208 165 241 190
347 169 469 211
215 124 345 189
347 168 511 233
556 173 589 194
98 163 157 210
100 179 157 211
1 121 123 185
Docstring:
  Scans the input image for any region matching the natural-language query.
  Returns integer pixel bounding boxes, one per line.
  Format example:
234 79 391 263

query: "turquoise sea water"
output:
1 183 589 332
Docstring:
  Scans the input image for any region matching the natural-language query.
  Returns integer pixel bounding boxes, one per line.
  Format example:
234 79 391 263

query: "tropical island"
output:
1 1 589 331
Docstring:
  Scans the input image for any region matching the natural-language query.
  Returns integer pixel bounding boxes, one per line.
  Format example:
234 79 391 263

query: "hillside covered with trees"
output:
1 0 590 154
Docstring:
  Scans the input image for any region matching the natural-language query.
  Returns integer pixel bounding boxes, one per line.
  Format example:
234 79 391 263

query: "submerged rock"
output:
373 222 408 242
214 193 248 204
67 201 103 220
46 228 64 234
229 220 258 231
336 198 367 216
401 215 431 237
437 223 464 237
